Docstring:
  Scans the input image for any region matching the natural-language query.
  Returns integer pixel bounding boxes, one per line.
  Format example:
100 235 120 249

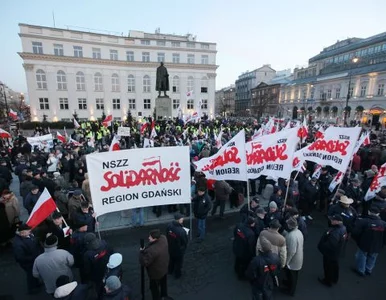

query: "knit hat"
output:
269 201 277 209
105 276 121 291
256 207 266 215
52 211 62 220
260 237 272 253
269 219 281 229
18 223 31 231
73 190 82 196
53 172 61 177
44 235 58 248
330 214 343 222
286 217 298 230
84 233 100 250
174 212 184 221
246 216 255 226
107 253 123 269
30 185 39 191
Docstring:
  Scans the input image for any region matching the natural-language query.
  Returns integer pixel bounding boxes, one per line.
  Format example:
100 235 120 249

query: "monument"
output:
155 62 172 120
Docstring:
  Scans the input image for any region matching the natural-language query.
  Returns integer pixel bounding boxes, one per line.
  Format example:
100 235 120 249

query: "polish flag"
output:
56 131 66 143
297 118 308 139
26 188 56 229
102 114 113 127
8 109 18 121
64 127 69 140
186 90 194 98
0 129 11 139
73 118 80 129
150 121 157 139
215 129 223 148
69 138 82 146
363 132 370 146
140 122 148 135
109 135 120 151
353 132 371 155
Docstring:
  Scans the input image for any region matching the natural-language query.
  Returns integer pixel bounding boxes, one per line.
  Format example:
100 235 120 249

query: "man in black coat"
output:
317 215 347 287
328 196 357 234
192 187 212 240
239 197 259 223
344 178 363 211
166 213 188 278
73 202 96 233
233 217 257 279
352 206 386 276
300 178 319 220
0 159 12 185
48 211 71 250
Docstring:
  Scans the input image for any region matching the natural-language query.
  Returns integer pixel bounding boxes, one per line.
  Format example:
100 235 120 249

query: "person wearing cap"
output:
269 186 283 209
256 219 287 268
192 186 212 240
317 214 347 287
0 189 20 227
212 180 233 219
32 170 45 192
13 223 43 294
68 189 87 221
344 178 363 210
239 197 259 223
73 201 96 233
139 229 169 300
246 237 281 300
328 195 358 234
264 201 282 227
282 206 308 238
20 169 34 201
23 185 41 214
104 253 123 282
48 211 72 250
328 189 346 206
53 275 89 300
299 177 319 220
0 159 12 185
352 206 386 276
166 213 188 278
281 217 304 296
233 216 257 280
101 275 132 300
372 186 386 219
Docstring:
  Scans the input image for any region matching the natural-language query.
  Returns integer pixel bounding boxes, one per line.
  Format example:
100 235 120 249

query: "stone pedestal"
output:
155 97 172 120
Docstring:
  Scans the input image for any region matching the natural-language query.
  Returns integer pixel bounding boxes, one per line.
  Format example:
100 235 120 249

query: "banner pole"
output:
96 217 101 240
55 207 69 228
189 201 193 241
140 238 145 300
247 180 250 213
282 177 291 212
332 159 354 200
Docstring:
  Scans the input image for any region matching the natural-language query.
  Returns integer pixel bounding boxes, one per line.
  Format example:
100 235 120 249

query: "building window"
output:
96 98 104 110
92 48 101 59
335 88 341 99
76 71 86 91
110 50 118 61
327 89 332 98
172 76 180 93
57 70 67 90
187 42 195 48
127 75 135 92
187 54 195 64
201 99 208 109
39 98 49 110
157 52 165 63
187 99 194 110
310 89 314 99
142 52 150 62
201 43 209 50
172 53 180 63
201 77 208 93
78 98 87 110
378 83 385 96
36 69 47 89
187 76 194 92
144 99 151 110
172 99 180 109
111 74 120 92
32 42 43 54
349 86 355 98
319 90 324 100
302 90 306 100
141 40 150 45
171 42 180 47
156 40 165 46
126 51 134 61
54 44 63 56
201 55 209 64
73 46 83 58
59 98 69 110
360 85 367 97
94 72 103 91
143 75 151 93
112 99 121 110
128 99 136 110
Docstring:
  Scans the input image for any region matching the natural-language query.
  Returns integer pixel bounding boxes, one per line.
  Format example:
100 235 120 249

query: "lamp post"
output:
344 57 359 126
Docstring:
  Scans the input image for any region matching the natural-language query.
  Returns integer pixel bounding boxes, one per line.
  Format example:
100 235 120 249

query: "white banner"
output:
117 127 131 136
298 127 361 173
364 162 386 201
27 134 54 151
194 130 247 181
246 127 299 179
86 146 191 216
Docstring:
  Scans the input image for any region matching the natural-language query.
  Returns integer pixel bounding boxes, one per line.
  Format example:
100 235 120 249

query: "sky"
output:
1 0 386 94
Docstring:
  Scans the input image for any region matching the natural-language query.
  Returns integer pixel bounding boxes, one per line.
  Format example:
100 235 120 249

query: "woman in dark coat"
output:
0 202 14 248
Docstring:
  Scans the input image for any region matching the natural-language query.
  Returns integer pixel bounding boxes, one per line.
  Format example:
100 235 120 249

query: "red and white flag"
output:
9 109 18 121
328 171 344 192
56 131 66 143
150 121 157 139
215 129 223 148
0 129 11 139
109 135 120 151
312 164 323 179
26 188 56 229
297 118 308 139
64 127 69 140
315 126 325 140
73 118 80 129
102 115 113 127
352 132 370 155
364 163 386 201
284 121 291 130
69 138 82 146
252 128 263 140
140 122 148 135
186 90 194 98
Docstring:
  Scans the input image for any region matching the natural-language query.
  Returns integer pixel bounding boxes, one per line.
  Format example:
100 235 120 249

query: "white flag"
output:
328 171 344 192
364 163 386 201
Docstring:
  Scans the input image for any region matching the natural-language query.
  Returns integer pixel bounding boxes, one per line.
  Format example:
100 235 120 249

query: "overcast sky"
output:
1 0 386 94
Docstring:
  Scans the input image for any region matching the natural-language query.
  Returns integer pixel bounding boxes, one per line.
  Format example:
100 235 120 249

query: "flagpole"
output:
282 176 291 213
56 207 69 228
331 159 353 200
96 216 102 240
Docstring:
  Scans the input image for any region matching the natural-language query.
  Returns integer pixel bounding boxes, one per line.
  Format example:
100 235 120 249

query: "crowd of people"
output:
0 116 386 300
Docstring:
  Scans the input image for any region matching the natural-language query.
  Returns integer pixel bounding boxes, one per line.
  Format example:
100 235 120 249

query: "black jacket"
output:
328 204 357 233
13 233 43 269
245 251 280 289
47 221 71 250
73 208 96 232
344 185 363 205
302 181 319 203
0 165 12 184
352 215 386 253
233 222 256 259
53 282 89 300
101 284 132 300
83 240 113 284
193 194 212 219
264 210 282 227
317 224 347 261
239 203 258 223
166 220 188 257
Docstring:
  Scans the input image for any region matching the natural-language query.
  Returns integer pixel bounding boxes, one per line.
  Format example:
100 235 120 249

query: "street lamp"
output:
344 57 359 126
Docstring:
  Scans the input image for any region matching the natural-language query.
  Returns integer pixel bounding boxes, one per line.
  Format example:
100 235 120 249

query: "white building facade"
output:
19 24 217 122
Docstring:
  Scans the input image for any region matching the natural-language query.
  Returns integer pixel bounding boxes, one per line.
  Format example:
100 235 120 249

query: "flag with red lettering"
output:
264 118 276 135
0 129 11 139
9 109 18 121
73 118 80 129
297 118 308 139
102 115 113 127
56 131 66 143
194 130 247 181
246 127 299 179
109 135 120 151
26 188 56 229
328 171 344 192
312 164 322 179
364 163 386 201
284 121 291 130
298 126 361 173
315 126 325 139
252 128 263 140
140 122 148 135
292 150 306 173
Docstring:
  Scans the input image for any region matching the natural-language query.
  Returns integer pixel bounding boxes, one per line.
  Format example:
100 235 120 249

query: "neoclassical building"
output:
280 32 386 125
18 24 217 122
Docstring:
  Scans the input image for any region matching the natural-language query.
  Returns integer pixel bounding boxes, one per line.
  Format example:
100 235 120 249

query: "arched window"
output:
187 76 194 92
143 75 151 93
36 69 47 89
57 70 67 90
94 72 103 91
187 99 194 110
111 73 120 92
172 76 180 93
201 76 208 93
127 75 135 92
76 71 85 91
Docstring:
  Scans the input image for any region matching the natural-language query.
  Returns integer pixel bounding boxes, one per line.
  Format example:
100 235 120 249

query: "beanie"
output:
105 276 121 291
269 201 277 209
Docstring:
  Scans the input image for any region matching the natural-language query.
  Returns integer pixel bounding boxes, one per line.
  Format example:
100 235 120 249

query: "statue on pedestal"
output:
156 62 169 97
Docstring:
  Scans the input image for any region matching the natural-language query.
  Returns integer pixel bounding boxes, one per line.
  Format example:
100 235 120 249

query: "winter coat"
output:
328 204 357 233
345 185 363 207
233 222 256 259
214 180 232 201
13 233 43 269
139 235 169 280
245 251 280 290
53 282 89 300
81 179 92 204
102 285 133 300
239 203 259 223
166 221 188 257
192 194 212 219
33 247 74 294
1 194 20 224
302 181 319 203
264 210 282 227
269 194 283 208
285 228 304 270
256 229 286 268
73 208 95 232
54 190 69 215
68 196 86 220
47 222 71 250
54 176 70 191
83 240 113 284
20 179 33 200
352 215 386 253
317 224 347 261
24 192 41 214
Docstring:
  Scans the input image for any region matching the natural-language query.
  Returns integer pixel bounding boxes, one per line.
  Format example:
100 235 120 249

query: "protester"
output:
24 185 41 214
54 275 89 300
239 197 259 223
104 253 123 282
0 189 20 227
47 211 71 250
192 186 212 240
102 275 132 300
212 180 233 219
328 196 357 234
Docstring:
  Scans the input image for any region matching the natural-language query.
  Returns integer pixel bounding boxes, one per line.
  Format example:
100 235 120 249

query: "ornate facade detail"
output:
23 63 34 71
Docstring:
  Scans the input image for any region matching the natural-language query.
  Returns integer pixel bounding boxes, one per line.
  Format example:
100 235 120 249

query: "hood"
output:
54 282 77 298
